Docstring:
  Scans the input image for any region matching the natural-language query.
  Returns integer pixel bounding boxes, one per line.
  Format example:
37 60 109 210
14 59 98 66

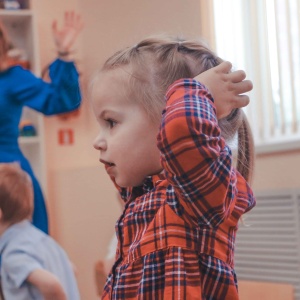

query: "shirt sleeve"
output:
157 78 237 227
11 59 81 115
2 250 43 288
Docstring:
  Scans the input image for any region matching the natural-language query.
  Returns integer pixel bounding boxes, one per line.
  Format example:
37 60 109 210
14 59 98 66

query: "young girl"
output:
91 36 256 299
0 11 83 234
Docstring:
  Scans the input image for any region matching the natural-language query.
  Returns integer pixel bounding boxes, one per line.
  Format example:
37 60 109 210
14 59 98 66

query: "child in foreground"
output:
0 163 80 300
91 36 256 299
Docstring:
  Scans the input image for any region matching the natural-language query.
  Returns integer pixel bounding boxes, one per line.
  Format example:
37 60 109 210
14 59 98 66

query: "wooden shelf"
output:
19 136 40 145
0 9 32 19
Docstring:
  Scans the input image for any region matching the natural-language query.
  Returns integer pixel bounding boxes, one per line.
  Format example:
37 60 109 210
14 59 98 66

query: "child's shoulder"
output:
2 221 48 254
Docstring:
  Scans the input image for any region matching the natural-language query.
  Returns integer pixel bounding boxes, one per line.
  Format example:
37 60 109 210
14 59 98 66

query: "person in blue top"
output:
0 163 80 300
0 11 84 234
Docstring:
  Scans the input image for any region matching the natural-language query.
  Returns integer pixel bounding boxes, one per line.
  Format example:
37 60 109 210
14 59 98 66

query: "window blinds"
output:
213 0 300 153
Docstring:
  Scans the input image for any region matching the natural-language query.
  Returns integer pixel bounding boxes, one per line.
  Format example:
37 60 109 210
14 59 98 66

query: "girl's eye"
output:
106 118 117 128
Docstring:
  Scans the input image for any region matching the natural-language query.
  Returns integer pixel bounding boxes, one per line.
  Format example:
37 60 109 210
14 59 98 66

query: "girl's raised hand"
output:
194 61 253 119
52 11 84 55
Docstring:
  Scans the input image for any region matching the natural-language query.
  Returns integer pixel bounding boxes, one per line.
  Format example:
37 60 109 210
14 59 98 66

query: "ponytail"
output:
237 111 254 184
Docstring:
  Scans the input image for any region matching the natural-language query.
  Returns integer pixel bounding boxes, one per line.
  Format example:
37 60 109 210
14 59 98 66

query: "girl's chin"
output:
115 177 145 189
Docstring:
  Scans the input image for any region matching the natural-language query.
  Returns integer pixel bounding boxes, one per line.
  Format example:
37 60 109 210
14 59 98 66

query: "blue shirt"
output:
0 59 82 233
0 59 81 146
0 221 80 300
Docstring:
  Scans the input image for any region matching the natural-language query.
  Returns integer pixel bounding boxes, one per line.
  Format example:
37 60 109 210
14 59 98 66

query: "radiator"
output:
235 189 300 299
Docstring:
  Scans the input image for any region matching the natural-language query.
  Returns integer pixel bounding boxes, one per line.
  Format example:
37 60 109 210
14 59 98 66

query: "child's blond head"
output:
100 36 222 123
98 35 254 183
0 163 33 225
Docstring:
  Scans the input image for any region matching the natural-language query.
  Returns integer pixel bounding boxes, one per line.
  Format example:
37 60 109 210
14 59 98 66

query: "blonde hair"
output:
0 163 33 224
100 35 254 184
0 21 9 71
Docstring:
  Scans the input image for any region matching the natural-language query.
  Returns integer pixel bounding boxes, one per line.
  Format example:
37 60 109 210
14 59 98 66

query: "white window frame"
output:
207 0 300 154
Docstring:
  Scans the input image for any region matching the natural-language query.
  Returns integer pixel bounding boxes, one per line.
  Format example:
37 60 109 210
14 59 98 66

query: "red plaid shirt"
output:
101 79 255 300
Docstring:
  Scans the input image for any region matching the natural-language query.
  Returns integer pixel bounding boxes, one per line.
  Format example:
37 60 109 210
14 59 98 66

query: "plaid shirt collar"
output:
120 172 166 202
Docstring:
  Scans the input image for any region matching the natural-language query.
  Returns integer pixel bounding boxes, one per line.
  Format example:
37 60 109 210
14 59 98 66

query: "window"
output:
213 0 300 153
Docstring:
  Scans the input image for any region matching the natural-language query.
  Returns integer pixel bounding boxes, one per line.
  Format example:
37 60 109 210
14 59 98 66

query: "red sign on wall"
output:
58 129 74 145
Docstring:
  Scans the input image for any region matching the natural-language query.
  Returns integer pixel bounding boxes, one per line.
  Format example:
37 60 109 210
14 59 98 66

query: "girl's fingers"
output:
232 80 253 95
233 94 250 108
229 69 246 82
216 61 232 74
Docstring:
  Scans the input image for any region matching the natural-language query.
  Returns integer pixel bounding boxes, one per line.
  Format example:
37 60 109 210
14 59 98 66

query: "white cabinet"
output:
0 1 46 191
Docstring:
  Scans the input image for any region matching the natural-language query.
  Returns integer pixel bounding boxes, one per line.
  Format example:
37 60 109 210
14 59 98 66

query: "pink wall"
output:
253 151 300 190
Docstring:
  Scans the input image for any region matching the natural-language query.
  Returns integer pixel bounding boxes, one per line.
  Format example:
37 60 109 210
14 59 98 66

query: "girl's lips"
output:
99 159 115 172
105 163 114 171
99 159 114 166
105 164 116 178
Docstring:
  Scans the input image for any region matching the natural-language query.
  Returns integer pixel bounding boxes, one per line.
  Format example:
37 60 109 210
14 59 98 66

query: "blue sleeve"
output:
3 250 42 288
12 59 81 115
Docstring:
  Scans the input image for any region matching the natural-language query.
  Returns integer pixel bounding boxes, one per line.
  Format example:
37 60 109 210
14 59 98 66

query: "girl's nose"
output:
93 134 107 151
